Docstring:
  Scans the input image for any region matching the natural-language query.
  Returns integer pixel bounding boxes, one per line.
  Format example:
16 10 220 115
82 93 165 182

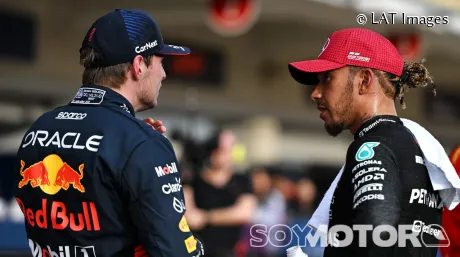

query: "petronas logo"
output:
355 142 380 162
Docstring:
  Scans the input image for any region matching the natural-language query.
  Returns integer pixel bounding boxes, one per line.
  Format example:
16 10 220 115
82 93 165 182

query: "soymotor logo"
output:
250 223 450 248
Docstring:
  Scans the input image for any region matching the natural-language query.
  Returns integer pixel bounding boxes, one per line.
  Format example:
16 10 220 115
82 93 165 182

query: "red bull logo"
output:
18 154 85 194
17 154 100 232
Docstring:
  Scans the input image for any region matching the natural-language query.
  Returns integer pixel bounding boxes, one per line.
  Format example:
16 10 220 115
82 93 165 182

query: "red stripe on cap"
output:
88 28 96 42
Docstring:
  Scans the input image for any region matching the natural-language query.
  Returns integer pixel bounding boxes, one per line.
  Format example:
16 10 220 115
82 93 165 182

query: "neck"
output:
107 84 141 111
349 103 397 135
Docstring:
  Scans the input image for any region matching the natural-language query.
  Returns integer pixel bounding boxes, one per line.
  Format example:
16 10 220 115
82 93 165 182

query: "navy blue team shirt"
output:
14 84 203 257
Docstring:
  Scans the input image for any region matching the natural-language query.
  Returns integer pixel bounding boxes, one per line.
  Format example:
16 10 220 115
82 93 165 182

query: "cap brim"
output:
157 44 191 56
288 59 346 85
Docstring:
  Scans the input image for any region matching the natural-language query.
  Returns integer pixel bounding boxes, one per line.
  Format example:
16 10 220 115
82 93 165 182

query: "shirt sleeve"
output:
122 137 202 257
347 140 402 256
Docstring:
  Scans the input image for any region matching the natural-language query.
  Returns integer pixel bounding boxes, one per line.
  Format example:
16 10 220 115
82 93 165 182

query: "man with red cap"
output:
288 28 440 257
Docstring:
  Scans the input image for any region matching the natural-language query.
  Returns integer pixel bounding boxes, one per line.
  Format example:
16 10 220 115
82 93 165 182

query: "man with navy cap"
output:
14 9 203 257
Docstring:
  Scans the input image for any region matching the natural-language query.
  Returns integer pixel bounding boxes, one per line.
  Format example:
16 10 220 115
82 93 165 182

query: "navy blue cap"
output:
80 9 191 67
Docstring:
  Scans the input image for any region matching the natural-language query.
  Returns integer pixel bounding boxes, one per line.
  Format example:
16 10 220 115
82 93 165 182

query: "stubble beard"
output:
324 83 354 137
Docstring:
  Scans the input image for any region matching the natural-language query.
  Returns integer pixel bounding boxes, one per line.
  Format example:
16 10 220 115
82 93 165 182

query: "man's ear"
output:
358 68 375 95
131 55 145 81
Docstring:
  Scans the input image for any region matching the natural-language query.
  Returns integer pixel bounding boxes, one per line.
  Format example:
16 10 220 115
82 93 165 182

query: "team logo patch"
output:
355 142 380 162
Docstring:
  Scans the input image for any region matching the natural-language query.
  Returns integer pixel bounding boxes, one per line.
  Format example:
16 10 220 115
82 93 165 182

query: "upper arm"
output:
346 140 403 256
122 138 201 257
234 175 257 218
349 140 402 226
235 175 257 209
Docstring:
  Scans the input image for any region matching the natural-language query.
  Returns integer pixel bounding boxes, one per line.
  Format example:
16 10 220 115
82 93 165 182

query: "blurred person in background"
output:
288 28 445 257
14 9 204 257
183 129 257 257
270 172 297 204
290 177 316 219
286 177 323 257
248 167 287 257
440 145 460 257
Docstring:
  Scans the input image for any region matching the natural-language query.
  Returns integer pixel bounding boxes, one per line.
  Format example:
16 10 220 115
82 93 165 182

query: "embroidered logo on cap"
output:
319 38 330 57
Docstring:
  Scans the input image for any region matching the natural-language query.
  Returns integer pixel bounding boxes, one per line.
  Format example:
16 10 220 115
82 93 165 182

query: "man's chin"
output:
324 123 344 137
137 101 157 112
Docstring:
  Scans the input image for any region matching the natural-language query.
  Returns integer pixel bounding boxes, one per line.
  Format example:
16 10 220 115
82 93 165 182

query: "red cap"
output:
288 28 404 85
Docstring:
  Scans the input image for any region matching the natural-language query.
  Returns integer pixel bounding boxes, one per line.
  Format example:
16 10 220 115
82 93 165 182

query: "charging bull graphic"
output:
18 160 51 188
18 154 85 195
54 163 85 193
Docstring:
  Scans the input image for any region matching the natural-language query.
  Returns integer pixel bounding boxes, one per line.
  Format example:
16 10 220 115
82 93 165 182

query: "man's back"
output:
14 85 196 257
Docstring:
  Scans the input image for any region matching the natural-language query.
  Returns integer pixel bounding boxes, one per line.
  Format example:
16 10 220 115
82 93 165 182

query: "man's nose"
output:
310 85 322 102
162 67 167 80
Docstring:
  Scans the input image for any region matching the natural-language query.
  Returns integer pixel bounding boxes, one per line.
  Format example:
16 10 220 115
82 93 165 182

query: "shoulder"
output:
50 104 176 157
93 109 176 155
347 138 393 162
351 123 420 157
344 135 397 178
346 126 423 175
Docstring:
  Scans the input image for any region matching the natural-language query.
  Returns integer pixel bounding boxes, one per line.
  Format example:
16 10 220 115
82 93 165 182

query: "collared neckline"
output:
354 115 402 139
69 84 135 117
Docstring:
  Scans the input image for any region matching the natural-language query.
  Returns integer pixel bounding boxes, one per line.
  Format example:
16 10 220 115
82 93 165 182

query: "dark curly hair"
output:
349 59 436 109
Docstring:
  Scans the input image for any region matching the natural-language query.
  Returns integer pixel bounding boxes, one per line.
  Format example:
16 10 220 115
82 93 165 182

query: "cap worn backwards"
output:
288 28 404 85
80 9 191 68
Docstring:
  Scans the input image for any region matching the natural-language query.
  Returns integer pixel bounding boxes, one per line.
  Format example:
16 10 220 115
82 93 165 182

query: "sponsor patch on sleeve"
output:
355 142 380 162
185 235 197 253
179 216 190 232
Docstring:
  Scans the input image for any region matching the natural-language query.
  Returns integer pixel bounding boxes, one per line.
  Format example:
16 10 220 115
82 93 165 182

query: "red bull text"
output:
16 198 100 232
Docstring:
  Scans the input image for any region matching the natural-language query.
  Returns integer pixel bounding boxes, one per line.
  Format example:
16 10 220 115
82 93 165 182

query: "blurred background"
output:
1 0 460 256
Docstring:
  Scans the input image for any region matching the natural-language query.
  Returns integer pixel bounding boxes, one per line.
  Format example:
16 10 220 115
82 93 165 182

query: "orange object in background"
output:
440 145 460 257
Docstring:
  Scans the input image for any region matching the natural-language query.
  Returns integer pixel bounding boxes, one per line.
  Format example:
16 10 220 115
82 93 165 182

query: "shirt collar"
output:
69 84 135 117
354 115 402 139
